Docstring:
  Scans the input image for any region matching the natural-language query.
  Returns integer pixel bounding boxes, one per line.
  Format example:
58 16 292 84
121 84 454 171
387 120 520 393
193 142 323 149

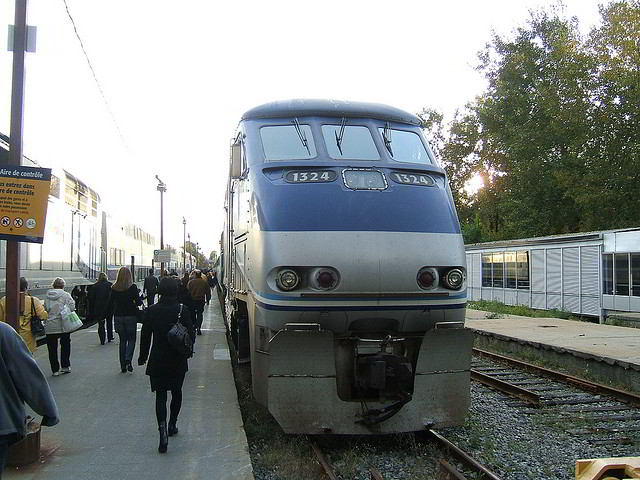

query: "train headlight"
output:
276 269 300 291
443 268 465 290
311 268 339 290
417 267 438 290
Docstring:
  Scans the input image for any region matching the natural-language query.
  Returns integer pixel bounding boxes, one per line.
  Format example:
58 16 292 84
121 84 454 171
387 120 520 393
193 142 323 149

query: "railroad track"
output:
311 430 503 480
471 348 640 448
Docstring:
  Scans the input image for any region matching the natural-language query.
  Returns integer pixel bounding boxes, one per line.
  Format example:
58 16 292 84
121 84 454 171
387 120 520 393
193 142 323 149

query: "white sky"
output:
0 0 604 256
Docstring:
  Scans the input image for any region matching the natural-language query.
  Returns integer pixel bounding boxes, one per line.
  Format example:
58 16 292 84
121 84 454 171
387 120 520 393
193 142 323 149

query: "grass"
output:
468 300 591 322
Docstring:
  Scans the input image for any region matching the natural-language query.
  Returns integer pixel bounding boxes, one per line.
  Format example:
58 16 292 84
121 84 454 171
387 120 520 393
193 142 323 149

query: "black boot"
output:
168 420 178 437
158 421 168 453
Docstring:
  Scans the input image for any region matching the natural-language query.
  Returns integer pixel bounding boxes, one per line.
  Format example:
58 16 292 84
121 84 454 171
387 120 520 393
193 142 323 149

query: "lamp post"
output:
196 242 199 269
182 217 186 274
188 233 192 271
155 175 167 274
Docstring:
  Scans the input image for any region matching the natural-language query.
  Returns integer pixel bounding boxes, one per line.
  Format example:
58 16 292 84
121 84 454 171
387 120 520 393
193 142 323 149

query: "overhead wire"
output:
61 0 129 151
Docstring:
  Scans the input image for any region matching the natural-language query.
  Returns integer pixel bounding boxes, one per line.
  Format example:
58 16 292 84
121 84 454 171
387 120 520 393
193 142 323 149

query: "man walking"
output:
87 272 113 345
143 269 159 307
187 270 211 336
0 322 59 476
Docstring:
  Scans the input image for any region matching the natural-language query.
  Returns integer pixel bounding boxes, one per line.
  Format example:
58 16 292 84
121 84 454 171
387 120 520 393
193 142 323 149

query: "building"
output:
465 228 640 322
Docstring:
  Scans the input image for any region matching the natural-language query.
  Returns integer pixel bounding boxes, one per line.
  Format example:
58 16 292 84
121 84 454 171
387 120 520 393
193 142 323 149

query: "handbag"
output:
167 305 193 357
60 304 83 333
29 297 46 336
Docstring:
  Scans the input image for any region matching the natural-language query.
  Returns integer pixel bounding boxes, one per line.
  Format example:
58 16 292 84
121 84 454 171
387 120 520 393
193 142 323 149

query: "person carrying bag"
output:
0 277 48 354
138 277 195 454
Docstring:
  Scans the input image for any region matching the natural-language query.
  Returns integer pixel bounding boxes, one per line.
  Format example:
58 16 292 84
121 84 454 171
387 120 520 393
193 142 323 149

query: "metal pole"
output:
188 233 191 270
182 217 186 274
5 0 28 331
160 189 164 274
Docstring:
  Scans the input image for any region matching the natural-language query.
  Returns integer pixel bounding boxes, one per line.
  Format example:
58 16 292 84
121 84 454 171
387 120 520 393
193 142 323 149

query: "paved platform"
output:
5 301 254 480
466 308 640 391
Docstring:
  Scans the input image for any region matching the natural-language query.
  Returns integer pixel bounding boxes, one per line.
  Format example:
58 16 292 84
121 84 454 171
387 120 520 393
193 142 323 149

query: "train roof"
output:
241 99 423 126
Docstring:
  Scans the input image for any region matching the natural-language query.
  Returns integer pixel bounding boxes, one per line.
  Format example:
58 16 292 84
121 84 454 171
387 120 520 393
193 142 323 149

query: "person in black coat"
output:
143 269 159 306
138 277 194 454
87 272 113 345
109 267 143 373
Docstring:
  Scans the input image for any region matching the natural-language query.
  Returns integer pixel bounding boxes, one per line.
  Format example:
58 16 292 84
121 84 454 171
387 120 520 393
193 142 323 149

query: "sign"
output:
0 165 51 244
154 249 172 263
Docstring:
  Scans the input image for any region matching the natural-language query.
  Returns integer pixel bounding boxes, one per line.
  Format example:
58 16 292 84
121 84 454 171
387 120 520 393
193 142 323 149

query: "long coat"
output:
87 279 112 321
138 297 194 380
44 289 76 335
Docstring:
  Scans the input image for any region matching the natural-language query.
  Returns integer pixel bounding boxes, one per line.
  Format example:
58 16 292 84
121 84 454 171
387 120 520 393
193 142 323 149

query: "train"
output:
220 99 472 434
0 133 157 296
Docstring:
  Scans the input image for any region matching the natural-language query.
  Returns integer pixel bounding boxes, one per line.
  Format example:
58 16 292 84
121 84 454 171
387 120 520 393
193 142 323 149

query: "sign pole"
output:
5 0 28 331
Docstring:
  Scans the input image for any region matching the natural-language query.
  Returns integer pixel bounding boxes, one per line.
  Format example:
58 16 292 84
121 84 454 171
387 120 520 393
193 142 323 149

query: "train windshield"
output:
261 124 317 160
377 128 432 165
321 125 380 160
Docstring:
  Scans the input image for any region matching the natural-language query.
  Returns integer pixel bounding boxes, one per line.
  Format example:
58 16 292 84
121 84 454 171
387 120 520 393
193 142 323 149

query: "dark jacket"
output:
138 297 194 378
143 275 159 296
87 279 112 321
0 322 59 439
187 277 211 302
109 284 142 317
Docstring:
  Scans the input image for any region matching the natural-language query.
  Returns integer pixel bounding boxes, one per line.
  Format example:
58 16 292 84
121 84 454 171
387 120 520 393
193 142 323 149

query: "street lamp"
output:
182 217 186 274
188 233 192 271
196 242 199 268
156 175 167 274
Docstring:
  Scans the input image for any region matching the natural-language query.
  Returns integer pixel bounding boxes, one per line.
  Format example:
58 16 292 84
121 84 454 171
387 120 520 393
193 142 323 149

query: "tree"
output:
433 2 639 242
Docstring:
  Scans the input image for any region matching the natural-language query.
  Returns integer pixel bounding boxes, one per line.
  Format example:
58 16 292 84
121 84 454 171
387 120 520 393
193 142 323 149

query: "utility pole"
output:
188 233 191 271
155 175 166 275
182 217 186 274
5 0 28 330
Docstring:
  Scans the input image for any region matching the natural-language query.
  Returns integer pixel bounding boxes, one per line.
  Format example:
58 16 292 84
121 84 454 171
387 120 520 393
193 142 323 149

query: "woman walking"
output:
0 277 48 354
44 277 76 375
110 267 143 373
138 277 194 453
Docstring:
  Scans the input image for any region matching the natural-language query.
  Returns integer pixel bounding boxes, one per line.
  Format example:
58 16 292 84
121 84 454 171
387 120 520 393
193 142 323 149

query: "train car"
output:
221 99 472 434
0 133 156 296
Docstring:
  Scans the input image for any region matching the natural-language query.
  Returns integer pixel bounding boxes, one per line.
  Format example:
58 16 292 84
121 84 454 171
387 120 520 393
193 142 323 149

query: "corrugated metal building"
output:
465 228 640 322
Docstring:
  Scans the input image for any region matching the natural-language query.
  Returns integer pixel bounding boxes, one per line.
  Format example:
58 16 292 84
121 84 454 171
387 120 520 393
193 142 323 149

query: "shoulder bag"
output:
167 305 193 357
30 296 46 336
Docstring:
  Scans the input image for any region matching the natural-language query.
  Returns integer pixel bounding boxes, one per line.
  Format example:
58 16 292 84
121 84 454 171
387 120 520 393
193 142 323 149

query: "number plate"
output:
285 170 337 183
390 171 435 186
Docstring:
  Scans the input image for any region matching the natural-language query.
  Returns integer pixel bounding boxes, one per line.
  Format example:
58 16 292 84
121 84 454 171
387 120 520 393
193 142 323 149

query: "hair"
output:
181 273 189 286
52 277 65 289
98 272 108 282
148 268 154 276
112 266 133 291
157 277 178 297
19 277 28 292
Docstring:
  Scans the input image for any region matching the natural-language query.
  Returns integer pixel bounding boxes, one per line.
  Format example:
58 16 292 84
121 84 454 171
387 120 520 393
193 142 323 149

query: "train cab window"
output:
260 125 316 160
322 125 379 160
377 128 431 165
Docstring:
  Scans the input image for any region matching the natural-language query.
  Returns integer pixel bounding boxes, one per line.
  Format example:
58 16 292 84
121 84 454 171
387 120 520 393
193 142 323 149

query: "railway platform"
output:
466 309 640 393
4 301 254 480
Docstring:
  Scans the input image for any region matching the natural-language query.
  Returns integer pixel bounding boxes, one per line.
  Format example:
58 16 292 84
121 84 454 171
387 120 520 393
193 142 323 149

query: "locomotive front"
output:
225 99 472 434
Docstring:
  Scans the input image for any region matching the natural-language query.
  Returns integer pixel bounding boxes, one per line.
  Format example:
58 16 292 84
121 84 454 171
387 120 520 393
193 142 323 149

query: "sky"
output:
0 0 605 256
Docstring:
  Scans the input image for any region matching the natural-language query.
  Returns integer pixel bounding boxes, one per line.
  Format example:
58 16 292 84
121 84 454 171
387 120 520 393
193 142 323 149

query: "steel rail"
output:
310 441 339 480
473 348 640 407
470 369 541 406
427 429 503 480
439 459 469 479
369 467 385 480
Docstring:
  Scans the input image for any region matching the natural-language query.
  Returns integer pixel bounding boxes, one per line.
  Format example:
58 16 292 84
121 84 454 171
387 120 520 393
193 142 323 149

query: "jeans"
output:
114 316 137 369
46 333 71 373
192 300 205 331
98 316 113 344
146 293 156 306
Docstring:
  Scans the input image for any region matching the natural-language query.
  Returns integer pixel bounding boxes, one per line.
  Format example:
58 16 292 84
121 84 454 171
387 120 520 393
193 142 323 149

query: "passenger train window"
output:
260 125 316 160
322 125 379 160
377 128 431 165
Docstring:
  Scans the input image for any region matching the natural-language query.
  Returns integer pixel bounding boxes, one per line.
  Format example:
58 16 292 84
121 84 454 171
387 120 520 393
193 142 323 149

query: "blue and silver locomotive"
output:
221 99 472 434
